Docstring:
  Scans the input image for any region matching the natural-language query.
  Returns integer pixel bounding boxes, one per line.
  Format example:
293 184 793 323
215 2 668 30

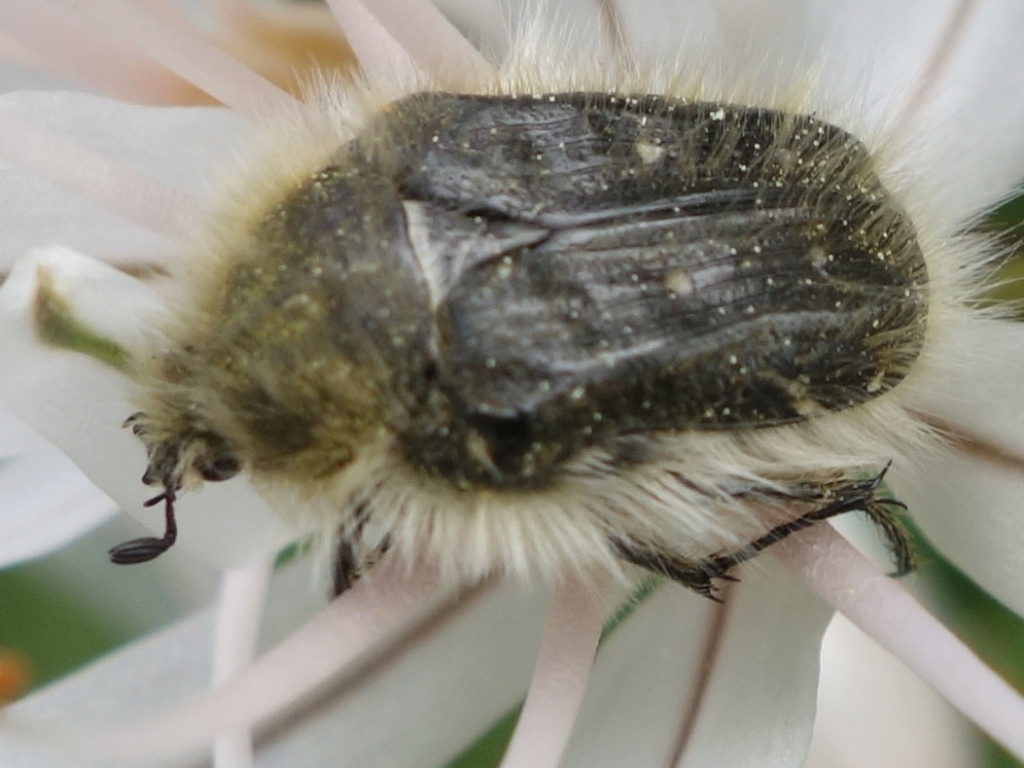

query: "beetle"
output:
113 91 926 599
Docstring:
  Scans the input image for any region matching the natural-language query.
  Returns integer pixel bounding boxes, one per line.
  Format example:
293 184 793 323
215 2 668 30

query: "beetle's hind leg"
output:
331 536 393 596
613 464 914 600
331 496 393 596
861 494 915 577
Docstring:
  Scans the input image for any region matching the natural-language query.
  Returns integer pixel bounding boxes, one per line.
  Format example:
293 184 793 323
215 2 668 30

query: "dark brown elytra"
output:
116 92 927 595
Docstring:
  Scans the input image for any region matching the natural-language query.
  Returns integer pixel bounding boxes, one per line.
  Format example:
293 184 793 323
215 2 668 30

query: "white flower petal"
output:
891 318 1024 616
562 559 832 768
255 583 546 768
4 0 194 105
23 516 219 636
0 562 550 768
434 0 618 57
0 444 117 567
907 318 1024 462
0 91 249 269
801 0 958 110
0 402 52 458
432 0 510 53
0 246 294 567
712 0 810 47
803 0 1024 216
674 564 830 768
611 1 726 70
325 0 492 84
894 0 1024 215
778 524 1024 759
0 561 829 768
807 613 977 768
895 452 1024 618
0 5 1019 766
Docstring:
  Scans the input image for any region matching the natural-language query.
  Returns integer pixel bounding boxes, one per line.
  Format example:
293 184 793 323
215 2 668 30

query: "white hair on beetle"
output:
129 11 1004 592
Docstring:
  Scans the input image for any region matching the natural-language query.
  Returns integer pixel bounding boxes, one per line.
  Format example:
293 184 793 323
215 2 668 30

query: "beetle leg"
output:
613 465 913 599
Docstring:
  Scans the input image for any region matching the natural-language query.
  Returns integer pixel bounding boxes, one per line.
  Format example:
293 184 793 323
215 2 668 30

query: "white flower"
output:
1 1 1023 767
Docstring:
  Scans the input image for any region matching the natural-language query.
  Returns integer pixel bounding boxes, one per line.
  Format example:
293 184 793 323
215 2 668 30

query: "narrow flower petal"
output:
432 0 619 58
0 110 198 242
202 0 356 96
212 564 274 687
801 0 961 108
4 0 197 105
0 247 294 567
63 0 303 120
354 0 494 80
908 320 1024 469
561 561 833 767
892 318 1024 617
777 524 1024 761
0 91 248 270
211 562 272 768
325 0 493 84
499 574 608 768
430 0 508 52
323 0 420 83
